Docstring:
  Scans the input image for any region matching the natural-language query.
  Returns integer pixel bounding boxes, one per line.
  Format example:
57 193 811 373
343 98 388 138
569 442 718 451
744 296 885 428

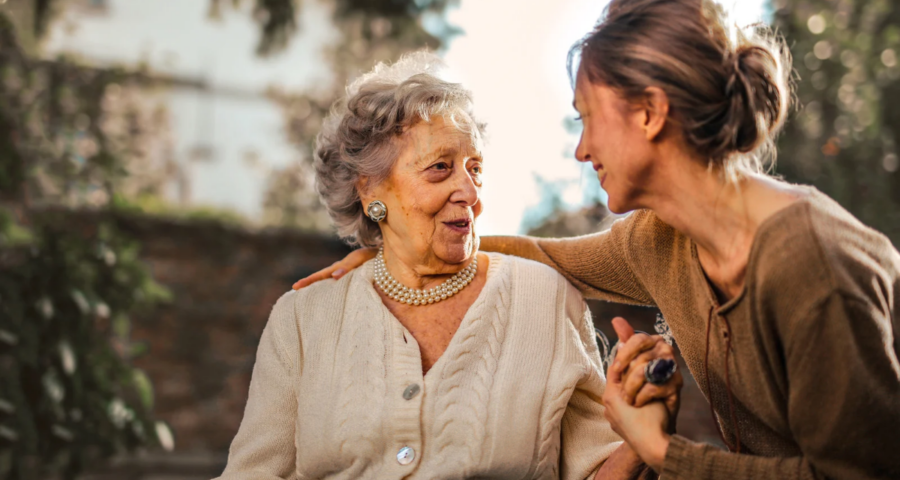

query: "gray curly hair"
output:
314 51 486 247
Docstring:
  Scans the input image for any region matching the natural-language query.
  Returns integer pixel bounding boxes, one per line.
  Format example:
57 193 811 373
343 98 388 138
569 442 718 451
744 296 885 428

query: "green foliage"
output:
772 0 900 245
0 212 170 480
0 9 172 479
0 13 126 207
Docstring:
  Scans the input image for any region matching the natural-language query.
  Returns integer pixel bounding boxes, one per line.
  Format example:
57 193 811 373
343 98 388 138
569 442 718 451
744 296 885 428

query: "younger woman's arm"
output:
479 214 653 306
296 214 655 308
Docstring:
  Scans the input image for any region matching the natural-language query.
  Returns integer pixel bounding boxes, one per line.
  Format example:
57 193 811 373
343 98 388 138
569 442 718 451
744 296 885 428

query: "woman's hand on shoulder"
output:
292 247 378 290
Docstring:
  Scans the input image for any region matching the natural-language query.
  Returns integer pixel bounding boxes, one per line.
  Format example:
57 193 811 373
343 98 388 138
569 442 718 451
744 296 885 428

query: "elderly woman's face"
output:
365 115 483 269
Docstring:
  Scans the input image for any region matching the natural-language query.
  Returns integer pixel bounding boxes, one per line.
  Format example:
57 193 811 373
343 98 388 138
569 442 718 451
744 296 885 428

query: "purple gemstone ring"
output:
644 358 677 386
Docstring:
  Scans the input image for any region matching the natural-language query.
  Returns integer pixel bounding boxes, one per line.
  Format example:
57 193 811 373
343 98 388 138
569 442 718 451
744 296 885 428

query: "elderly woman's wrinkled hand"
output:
607 317 683 420
292 247 377 290
602 371 671 472
603 316 680 472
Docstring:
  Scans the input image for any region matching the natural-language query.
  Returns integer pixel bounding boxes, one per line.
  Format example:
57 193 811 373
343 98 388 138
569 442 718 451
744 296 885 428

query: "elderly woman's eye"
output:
432 162 451 171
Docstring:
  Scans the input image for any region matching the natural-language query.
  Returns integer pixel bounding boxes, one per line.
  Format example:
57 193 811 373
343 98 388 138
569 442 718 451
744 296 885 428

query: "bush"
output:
0 210 171 480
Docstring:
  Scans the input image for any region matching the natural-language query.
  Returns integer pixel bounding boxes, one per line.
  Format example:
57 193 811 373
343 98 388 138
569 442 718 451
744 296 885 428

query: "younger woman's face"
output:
573 69 657 214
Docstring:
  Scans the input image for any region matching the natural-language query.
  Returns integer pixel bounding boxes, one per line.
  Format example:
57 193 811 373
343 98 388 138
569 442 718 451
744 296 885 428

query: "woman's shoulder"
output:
297 259 376 301
752 187 899 305
485 251 573 287
803 189 896 256
275 267 368 328
756 188 894 265
485 252 587 317
804 190 900 293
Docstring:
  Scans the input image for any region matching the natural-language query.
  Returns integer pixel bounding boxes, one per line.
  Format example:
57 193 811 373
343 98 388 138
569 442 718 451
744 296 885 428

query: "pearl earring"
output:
367 200 387 222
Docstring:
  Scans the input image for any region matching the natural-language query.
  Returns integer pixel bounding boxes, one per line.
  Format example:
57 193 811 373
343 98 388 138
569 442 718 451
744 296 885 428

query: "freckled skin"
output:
359 115 486 374
380 253 489 373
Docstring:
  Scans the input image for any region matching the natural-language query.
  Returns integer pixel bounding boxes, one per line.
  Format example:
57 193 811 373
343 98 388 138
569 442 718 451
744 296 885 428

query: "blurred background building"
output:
0 0 897 478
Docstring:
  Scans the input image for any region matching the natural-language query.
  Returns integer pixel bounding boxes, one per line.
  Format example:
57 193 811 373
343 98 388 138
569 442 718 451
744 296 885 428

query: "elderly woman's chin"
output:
432 228 479 265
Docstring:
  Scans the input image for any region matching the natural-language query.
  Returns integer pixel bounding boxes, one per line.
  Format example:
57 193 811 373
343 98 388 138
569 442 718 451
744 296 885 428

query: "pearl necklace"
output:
373 248 477 305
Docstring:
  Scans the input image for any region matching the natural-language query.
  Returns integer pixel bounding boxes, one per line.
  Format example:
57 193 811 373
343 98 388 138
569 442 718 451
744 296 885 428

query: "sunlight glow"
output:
444 0 767 234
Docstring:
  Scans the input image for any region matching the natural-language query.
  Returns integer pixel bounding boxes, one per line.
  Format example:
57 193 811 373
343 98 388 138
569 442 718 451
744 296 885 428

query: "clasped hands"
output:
603 317 683 473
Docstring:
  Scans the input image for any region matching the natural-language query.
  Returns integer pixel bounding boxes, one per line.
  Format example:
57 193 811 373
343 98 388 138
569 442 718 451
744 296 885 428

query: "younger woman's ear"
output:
642 86 670 142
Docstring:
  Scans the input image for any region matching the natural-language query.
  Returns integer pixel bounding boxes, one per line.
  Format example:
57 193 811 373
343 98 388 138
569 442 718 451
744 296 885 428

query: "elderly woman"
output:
215 53 656 480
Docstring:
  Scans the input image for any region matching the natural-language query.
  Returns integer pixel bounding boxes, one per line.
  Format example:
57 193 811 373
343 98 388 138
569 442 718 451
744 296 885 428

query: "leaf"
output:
112 313 130 340
132 369 154 410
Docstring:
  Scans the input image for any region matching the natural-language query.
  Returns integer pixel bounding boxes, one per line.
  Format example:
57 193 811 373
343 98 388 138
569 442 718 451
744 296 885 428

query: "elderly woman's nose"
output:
449 169 480 205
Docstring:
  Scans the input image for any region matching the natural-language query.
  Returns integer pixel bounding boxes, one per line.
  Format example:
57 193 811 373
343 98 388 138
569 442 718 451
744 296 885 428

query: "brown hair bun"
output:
571 0 792 178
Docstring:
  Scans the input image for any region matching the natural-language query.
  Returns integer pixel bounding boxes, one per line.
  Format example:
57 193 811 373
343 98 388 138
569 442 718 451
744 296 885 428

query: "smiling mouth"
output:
443 218 472 232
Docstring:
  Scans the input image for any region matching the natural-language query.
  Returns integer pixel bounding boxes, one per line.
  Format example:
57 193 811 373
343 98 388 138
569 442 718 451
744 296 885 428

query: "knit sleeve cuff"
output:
660 434 695 480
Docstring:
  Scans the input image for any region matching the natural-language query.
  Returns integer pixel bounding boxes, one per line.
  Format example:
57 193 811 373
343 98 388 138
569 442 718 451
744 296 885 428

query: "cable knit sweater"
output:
215 253 623 480
484 187 900 480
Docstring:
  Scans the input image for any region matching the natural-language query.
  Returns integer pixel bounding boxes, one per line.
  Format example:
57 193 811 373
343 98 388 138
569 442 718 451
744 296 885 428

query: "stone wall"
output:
109 213 352 455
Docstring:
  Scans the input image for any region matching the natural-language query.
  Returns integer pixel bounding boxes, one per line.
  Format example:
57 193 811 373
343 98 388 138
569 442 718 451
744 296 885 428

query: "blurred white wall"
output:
44 0 338 220
44 0 765 232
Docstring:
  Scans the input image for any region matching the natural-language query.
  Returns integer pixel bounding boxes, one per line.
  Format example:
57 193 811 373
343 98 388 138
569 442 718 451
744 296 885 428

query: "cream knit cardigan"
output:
215 253 622 480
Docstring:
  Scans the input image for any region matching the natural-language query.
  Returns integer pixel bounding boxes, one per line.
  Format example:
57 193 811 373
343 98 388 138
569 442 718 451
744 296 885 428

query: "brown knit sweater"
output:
483 187 900 480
